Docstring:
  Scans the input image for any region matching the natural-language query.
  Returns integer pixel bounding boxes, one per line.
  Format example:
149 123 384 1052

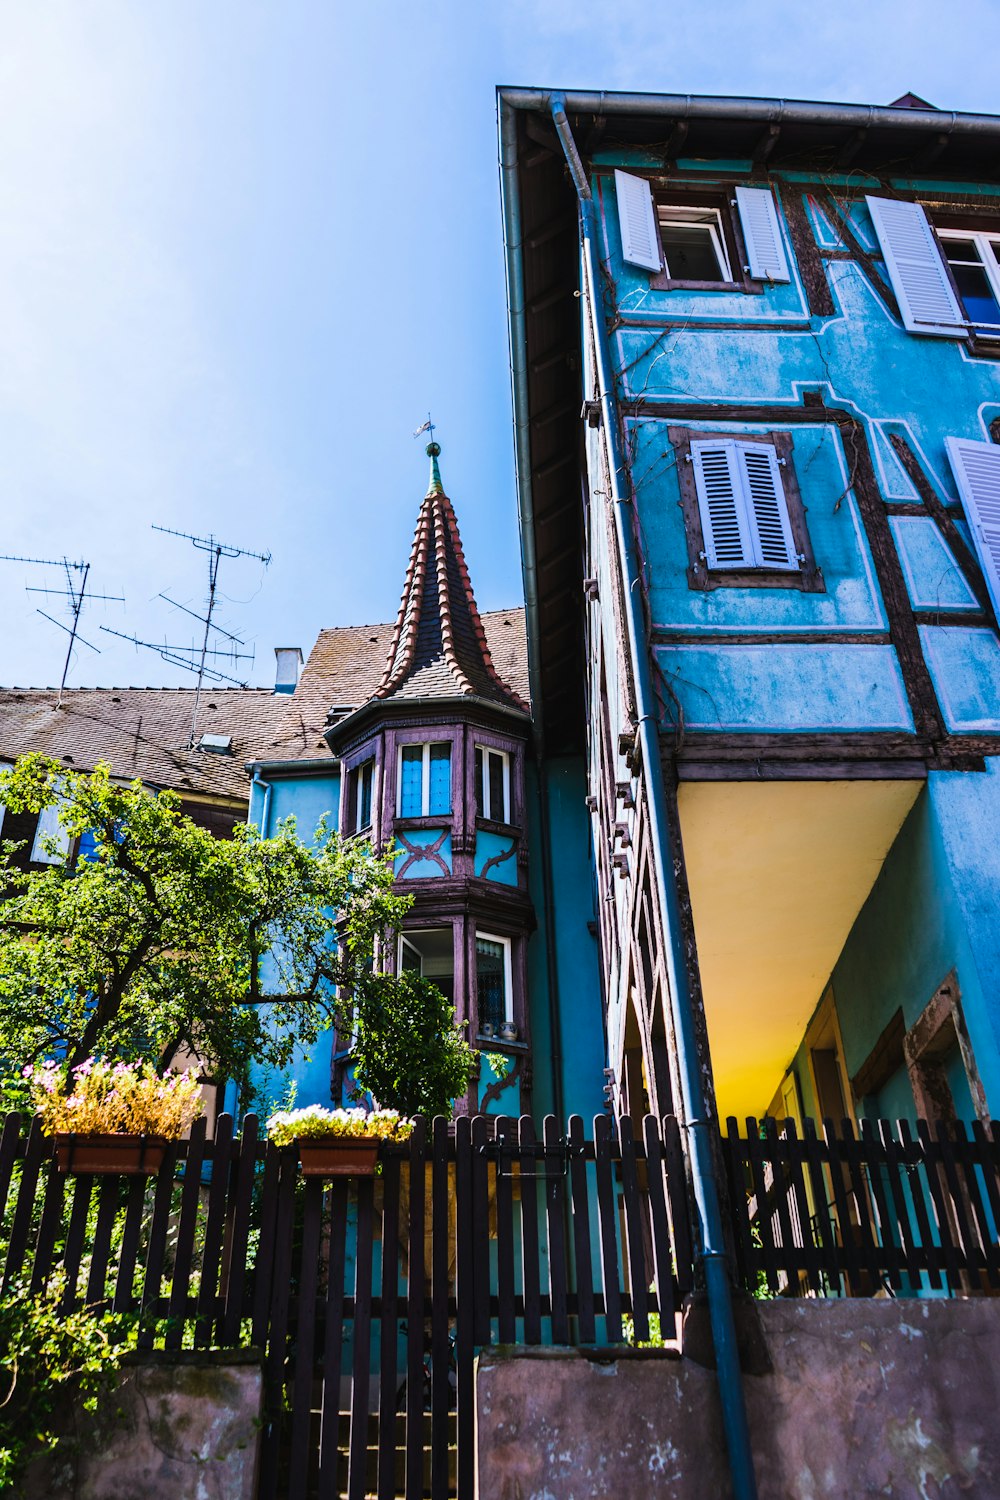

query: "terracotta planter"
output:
296 1138 380 1177
53 1132 169 1175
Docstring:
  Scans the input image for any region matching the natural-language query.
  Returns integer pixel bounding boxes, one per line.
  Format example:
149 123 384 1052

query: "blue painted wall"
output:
593 166 1000 738
525 757 607 1124
784 758 1000 1127
246 766 343 1113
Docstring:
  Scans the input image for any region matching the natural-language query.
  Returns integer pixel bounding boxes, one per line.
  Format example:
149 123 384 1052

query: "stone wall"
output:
22 1349 262 1500
476 1299 1000 1499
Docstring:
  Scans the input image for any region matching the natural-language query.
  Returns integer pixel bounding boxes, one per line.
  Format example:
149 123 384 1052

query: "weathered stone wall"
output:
476 1299 1000 1499
21 1350 262 1500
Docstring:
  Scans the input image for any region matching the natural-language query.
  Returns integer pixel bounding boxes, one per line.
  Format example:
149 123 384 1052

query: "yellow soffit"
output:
678 778 922 1124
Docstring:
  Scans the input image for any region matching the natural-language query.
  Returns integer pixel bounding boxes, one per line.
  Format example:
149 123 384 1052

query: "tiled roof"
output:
374 470 529 713
0 609 528 800
0 687 302 800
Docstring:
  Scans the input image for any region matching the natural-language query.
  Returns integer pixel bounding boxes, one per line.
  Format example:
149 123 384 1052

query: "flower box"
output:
53 1132 169 1175
296 1138 380 1177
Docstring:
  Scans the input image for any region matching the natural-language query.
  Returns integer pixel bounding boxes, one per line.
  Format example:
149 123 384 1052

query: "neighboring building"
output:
246 445 607 1120
498 87 1000 1155
0 683 309 863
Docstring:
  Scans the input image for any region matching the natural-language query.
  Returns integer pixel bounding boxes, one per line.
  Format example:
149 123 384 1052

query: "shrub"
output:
0 1277 136 1490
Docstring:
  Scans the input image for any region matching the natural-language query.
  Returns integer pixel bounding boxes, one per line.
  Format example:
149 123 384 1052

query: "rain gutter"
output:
499 86 1000 142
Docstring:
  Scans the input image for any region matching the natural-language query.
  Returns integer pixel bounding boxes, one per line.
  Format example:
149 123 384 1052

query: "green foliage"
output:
483 1051 513 1082
623 1307 668 1348
0 755 409 1096
0 1277 136 1489
350 970 476 1118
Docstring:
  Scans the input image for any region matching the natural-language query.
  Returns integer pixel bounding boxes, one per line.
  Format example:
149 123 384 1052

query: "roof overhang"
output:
244 757 339 778
324 694 531 757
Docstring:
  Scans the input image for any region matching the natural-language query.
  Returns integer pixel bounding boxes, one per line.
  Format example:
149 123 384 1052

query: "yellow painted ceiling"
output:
678 778 922 1124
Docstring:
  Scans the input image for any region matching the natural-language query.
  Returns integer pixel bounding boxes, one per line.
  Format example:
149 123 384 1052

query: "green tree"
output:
351 970 475 1118
0 755 414 1097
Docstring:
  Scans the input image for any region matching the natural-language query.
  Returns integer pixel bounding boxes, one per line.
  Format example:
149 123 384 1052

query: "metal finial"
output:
426 439 443 495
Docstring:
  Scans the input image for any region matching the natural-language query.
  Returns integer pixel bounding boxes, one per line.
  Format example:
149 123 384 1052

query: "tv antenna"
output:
101 525 271 748
0 554 124 705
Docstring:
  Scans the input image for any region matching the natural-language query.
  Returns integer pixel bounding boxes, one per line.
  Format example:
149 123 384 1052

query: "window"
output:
397 742 451 818
474 745 511 823
938 231 1000 332
658 207 732 284
398 927 454 1003
345 758 374 835
669 426 823 593
614 170 790 287
475 933 513 1032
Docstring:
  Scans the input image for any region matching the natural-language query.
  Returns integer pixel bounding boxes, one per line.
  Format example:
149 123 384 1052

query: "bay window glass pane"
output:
428 744 451 815
474 747 484 818
488 751 506 821
358 760 373 829
476 937 507 1031
400 745 423 817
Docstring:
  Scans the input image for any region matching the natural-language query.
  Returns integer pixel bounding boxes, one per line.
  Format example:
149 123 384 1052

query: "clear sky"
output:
2 1 999 689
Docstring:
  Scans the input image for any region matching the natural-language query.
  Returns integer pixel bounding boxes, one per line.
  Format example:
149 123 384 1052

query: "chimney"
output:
274 647 303 695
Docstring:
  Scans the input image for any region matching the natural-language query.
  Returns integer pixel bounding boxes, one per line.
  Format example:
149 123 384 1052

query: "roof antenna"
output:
0 554 124 706
101 525 271 748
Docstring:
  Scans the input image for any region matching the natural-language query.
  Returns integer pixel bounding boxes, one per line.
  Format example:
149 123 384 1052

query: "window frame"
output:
935 226 1000 336
668 426 824 593
474 930 514 1031
657 206 733 286
648 187 761 295
474 744 511 824
395 740 452 819
344 756 375 837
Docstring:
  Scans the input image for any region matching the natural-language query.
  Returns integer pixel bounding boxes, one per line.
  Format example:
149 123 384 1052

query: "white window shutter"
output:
614 170 661 273
945 436 1000 617
30 802 70 864
734 187 790 283
690 441 753 568
738 443 798 569
865 196 965 337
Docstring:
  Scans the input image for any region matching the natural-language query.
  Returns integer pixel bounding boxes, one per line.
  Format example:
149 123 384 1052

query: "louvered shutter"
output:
614 170 661 273
865 196 965 337
739 443 798 569
690 441 754 568
945 436 1000 617
30 801 70 864
734 187 790 283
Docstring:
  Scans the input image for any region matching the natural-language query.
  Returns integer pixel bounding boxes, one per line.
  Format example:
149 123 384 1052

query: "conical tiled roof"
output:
374 446 529 713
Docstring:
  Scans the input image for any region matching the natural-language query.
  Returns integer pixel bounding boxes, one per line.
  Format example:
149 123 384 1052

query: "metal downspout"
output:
499 97 565 1124
251 772 273 838
548 94 759 1500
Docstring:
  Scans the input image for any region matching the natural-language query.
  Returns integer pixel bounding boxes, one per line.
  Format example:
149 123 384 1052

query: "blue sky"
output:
2 1 1000 689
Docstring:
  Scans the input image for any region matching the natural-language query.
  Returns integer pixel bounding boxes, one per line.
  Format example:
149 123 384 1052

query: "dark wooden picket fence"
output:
725 1115 1000 1298
0 1110 690 1500
7 1107 998 1496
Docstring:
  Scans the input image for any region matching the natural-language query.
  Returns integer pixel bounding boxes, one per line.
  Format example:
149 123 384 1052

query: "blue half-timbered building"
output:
499 85 1000 1173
